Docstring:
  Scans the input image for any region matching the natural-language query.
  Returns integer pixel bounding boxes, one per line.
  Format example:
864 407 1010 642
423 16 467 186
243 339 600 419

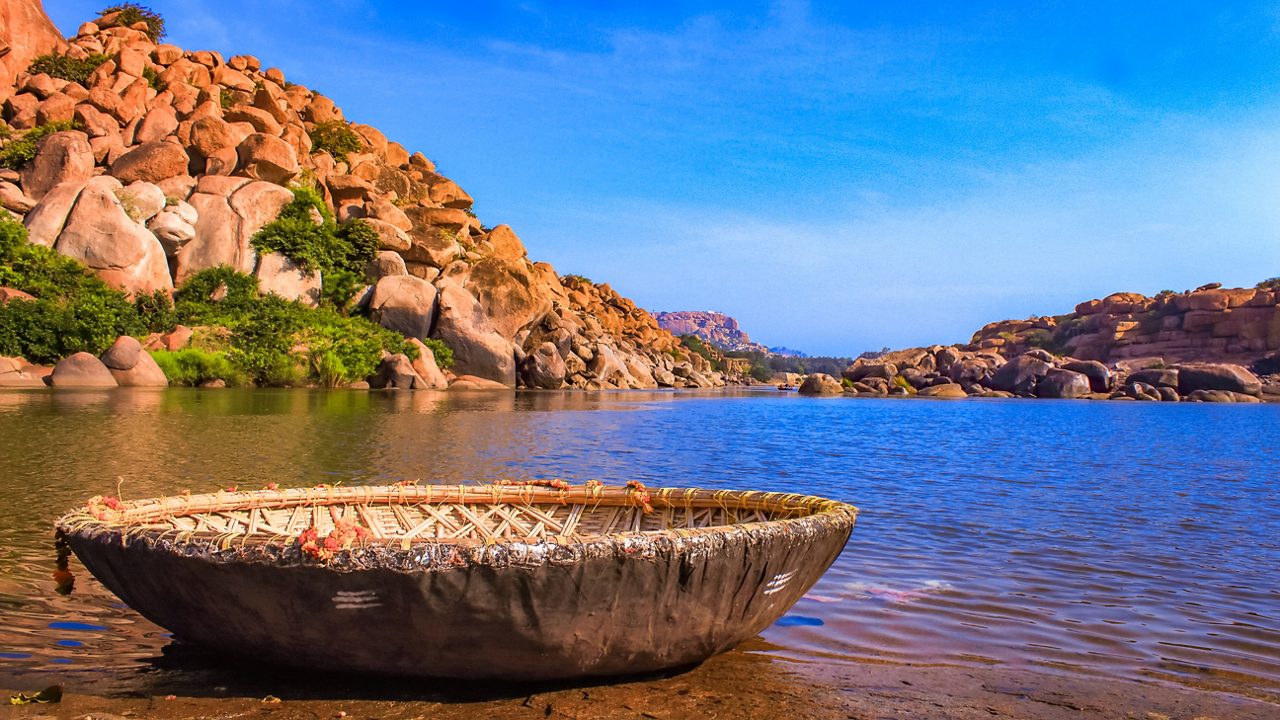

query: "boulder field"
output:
0 1 727 391
795 344 1276 403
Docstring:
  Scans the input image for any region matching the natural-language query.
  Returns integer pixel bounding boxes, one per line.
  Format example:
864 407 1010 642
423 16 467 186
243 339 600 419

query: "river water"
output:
0 388 1276 704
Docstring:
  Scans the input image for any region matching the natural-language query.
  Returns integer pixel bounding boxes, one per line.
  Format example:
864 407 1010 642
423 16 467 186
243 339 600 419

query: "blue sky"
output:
48 1 1280 355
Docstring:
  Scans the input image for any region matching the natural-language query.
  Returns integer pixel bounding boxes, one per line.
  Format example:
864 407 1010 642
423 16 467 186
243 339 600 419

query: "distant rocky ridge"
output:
0 0 730 390
653 310 771 354
794 282 1280 403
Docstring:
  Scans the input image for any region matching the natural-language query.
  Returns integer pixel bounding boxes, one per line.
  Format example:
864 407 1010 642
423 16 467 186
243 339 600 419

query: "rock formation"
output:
966 283 1280 368
654 310 770 354
0 4 725 390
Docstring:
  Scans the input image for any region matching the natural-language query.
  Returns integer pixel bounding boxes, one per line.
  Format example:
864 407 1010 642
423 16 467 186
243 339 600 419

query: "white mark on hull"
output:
764 570 798 596
332 590 382 610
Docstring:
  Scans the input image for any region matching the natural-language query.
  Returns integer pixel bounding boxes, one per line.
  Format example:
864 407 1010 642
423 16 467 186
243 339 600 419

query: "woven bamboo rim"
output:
56 483 859 551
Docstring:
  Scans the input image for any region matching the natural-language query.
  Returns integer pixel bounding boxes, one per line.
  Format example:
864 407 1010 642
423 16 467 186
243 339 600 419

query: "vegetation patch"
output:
26 53 110 84
142 66 165 91
249 186 379 309
1257 277 1280 290
307 120 363 163
149 348 247 387
0 121 82 170
0 217 423 386
101 3 165 40
0 215 145 363
420 338 454 369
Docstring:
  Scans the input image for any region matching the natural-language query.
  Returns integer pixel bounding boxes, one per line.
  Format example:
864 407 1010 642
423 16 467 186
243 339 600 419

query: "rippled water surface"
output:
0 388 1277 702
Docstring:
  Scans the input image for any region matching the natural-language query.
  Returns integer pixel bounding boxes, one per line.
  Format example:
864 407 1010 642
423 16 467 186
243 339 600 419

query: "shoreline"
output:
3 648 1276 719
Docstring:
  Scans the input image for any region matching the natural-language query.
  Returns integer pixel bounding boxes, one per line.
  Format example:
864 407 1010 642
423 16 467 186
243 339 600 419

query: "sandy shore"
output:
2 643 1275 720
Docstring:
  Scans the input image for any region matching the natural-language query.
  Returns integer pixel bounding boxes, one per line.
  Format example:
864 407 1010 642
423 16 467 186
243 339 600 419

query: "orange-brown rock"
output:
110 142 190 183
0 0 65 88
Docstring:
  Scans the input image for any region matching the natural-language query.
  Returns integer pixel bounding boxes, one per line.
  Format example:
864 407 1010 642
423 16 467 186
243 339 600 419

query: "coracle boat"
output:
56 481 858 680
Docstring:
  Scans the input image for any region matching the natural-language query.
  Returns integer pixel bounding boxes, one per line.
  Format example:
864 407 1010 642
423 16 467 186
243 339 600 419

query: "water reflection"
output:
0 389 1277 704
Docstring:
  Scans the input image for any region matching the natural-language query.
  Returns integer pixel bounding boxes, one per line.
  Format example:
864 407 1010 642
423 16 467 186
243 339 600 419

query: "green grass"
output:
149 348 247 386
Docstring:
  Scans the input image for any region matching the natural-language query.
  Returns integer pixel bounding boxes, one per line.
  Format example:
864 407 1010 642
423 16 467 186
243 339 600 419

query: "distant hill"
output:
653 311 772 354
768 346 808 357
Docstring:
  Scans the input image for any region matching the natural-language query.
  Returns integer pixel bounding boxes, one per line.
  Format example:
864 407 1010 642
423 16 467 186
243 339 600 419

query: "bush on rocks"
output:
100 3 165 40
307 120 362 163
250 186 379 307
0 215 145 362
0 121 82 170
149 348 246 387
26 53 111 84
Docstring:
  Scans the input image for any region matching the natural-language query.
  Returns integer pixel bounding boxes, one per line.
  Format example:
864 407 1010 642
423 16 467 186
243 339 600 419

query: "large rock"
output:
1036 368 1092 399
110 142 190 184
53 176 173 295
917 383 967 399
449 375 512 391
464 258 552 340
0 0 65 88
368 275 437 340
20 130 93 200
1061 359 1112 393
176 179 291 282
100 335 168 387
369 353 423 390
1175 363 1262 396
49 352 118 388
406 338 448 389
21 178 87 246
403 206 462 267
798 373 843 396
432 278 516 386
235 133 299 184
1128 368 1179 389
518 342 568 389
988 355 1052 395
255 252 320 306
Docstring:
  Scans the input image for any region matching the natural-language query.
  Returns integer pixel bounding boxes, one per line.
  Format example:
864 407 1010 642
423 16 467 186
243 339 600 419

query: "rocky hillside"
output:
965 282 1279 367
654 311 769 354
0 1 726 390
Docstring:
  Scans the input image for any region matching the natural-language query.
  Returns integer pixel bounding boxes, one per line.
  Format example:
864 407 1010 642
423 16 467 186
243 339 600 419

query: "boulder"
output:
22 179 88 246
449 375 512 391
463 257 553 340
369 353 424 390
842 362 896 383
403 206 462 267
519 342 567 389
148 207 197 253
988 355 1052 395
1036 368 1092 399
368 275 437 340
110 142 190 184
49 352 118 388
1127 368 1179 389
917 383 967 399
100 335 168 387
0 181 37 214
20 130 93 200
235 133 299 184
54 176 173 295
798 373 843 396
406 338 448 389
0 0 66 89
432 279 516 386
1175 363 1262 397
365 250 407 281
482 224 527 262
255 252 320 306
589 344 633 387
1061 360 1112 393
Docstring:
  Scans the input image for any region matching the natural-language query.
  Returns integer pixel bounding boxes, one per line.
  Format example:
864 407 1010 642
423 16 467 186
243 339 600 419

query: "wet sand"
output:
3 644 1275 720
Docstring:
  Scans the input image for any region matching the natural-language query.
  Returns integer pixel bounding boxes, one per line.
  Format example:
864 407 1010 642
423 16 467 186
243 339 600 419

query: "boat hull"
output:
65 512 852 680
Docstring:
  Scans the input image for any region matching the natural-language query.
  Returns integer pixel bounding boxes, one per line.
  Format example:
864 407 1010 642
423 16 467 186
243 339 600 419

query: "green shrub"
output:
142 66 165 91
134 289 176 333
0 215 144 362
101 3 165 40
250 187 379 283
150 349 246 386
26 53 110 84
219 88 235 109
1257 277 1280 290
308 120 362 163
562 274 592 284
172 266 412 386
421 338 453 369
0 121 81 170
